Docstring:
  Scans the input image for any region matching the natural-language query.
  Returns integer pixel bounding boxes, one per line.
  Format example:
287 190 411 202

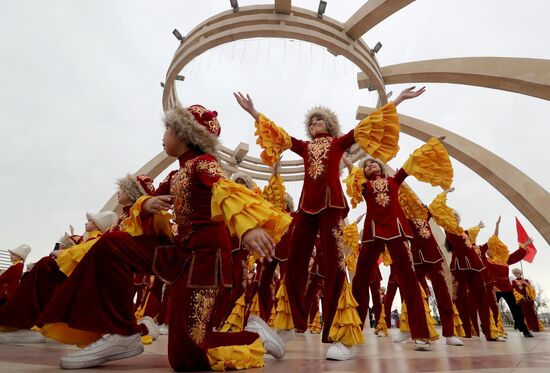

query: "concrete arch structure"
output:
357 57 550 101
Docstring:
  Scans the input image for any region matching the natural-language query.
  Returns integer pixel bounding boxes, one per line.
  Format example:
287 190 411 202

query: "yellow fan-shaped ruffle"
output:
308 310 322 334
400 302 410 333
381 246 392 266
273 278 294 330
428 191 463 235
354 102 400 163
220 294 246 332
452 303 466 337
513 289 524 304
267 303 276 327
526 283 536 301
56 230 102 276
402 137 453 190
538 319 545 331
262 174 287 212
248 293 260 318
374 303 388 336
328 279 365 345
343 166 367 209
211 179 292 244
419 285 440 341
487 235 510 265
255 114 292 167
467 226 481 245
398 184 428 220
488 309 502 339
496 311 506 337
207 337 266 371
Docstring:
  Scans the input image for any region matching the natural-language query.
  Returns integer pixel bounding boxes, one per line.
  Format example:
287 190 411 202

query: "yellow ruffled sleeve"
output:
354 102 400 163
122 196 174 239
55 231 102 276
428 191 463 235
398 184 428 220
343 166 367 209
255 113 292 167
526 283 536 300
487 235 509 264
402 137 453 189
468 226 481 245
262 174 287 212
342 222 360 272
211 179 292 244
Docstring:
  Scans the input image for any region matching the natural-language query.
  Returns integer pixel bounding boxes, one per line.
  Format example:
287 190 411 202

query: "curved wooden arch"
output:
356 106 550 245
358 57 550 101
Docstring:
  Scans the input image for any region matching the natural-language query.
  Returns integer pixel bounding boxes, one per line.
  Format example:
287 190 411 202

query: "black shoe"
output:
523 331 534 338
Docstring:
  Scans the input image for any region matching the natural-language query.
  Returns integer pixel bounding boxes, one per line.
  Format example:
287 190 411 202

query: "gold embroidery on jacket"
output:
188 289 217 344
412 219 431 239
307 137 332 180
196 159 225 179
171 161 193 240
370 178 390 207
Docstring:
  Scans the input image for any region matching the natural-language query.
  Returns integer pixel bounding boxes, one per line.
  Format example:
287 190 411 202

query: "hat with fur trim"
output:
284 193 295 213
117 174 155 204
231 171 257 190
9 244 31 261
304 106 341 140
164 104 221 155
86 211 118 233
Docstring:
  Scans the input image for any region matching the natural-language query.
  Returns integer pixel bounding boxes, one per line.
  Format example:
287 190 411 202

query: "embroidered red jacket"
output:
511 278 534 302
445 230 485 272
0 262 24 301
290 131 355 214
153 149 233 288
408 216 445 265
480 246 526 292
361 169 413 242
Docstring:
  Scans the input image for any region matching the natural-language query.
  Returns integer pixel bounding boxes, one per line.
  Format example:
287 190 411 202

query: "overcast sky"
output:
1 0 549 309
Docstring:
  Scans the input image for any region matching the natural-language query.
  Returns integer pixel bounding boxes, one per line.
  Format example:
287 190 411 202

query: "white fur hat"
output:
231 171 257 190
86 211 118 233
304 106 342 139
9 244 31 261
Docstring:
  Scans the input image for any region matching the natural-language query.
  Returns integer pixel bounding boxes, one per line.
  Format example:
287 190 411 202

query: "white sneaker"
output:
0 329 46 343
446 336 464 346
393 331 411 343
158 324 169 335
325 342 356 360
277 329 295 343
138 316 159 340
492 336 507 342
414 339 432 351
244 316 285 359
59 333 143 369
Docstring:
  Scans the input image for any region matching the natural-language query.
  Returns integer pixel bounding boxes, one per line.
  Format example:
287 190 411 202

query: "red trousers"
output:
352 237 430 339
216 248 248 328
304 271 323 326
519 300 540 331
37 232 258 371
285 208 347 343
0 256 66 329
452 269 492 339
414 261 454 336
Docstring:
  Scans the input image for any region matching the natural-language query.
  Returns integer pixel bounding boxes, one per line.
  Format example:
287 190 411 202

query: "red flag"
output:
515 217 537 263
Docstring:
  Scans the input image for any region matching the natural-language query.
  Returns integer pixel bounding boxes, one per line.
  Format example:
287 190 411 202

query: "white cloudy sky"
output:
1 1 549 308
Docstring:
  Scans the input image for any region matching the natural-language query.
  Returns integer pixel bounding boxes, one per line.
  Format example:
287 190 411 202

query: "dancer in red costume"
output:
36 104 291 371
0 244 31 307
346 134 452 351
234 87 422 360
512 268 541 332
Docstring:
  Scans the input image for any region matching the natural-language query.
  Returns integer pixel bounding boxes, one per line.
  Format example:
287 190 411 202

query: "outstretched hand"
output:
233 92 260 121
477 220 486 229
393 86 426 106
242 227 275 262
143 195 173 214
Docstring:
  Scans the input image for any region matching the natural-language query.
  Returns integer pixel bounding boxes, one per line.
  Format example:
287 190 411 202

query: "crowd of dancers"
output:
0 87 543 371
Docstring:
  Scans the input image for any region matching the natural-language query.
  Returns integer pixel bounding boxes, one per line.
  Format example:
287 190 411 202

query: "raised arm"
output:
393 86 426 107
234 92 260 121
493 216 501 237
